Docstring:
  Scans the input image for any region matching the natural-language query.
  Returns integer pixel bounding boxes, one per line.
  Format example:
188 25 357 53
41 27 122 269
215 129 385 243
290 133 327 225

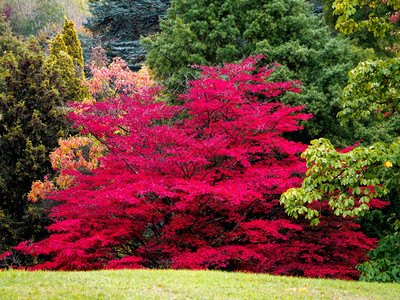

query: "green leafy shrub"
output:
357 231 400 282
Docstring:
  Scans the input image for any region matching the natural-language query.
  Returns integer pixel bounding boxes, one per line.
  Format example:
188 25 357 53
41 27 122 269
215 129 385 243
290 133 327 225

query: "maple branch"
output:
86 127 138 174
205 216 226 225
151 215 162 238
116 124 130 135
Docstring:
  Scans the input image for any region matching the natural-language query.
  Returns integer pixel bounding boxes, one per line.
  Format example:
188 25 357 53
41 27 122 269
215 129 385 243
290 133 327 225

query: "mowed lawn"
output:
0 269 399 299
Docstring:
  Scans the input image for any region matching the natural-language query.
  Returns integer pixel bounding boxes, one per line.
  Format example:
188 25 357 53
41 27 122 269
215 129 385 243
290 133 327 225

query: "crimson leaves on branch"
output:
16 57 377 279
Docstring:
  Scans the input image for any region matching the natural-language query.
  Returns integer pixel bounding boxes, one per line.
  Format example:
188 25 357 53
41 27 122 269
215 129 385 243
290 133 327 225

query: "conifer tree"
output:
50 33 68 57
0 17 87 256
49 19 90 102
0 36 76 254
84 0 170 70
62 17 85 72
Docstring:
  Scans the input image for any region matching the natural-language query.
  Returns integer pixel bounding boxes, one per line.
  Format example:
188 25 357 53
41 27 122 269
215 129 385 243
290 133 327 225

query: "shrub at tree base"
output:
15 57 377 279
357 231 400 282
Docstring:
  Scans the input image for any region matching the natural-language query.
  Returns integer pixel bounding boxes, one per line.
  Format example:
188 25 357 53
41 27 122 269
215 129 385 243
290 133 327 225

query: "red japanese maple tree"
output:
16 57 376 279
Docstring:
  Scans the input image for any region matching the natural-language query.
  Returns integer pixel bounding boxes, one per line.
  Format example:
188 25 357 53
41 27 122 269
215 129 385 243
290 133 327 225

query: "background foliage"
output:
321 0 400 56
0 0 89 37
0 0 399 282
84 0 170 70
143 0 376 146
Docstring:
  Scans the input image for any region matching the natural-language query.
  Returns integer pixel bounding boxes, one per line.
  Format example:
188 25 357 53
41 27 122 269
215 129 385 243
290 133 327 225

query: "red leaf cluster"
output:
16 57 376 279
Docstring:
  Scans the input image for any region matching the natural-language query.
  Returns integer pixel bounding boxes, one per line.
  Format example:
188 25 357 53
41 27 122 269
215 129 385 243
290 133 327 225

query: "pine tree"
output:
84 0 170 70
0 17 89 256
62 17 85 72
48 19 90 102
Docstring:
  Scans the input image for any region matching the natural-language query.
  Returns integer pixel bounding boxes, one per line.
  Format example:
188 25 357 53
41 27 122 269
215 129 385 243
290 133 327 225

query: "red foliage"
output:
0 252 12 260
16 57 376 279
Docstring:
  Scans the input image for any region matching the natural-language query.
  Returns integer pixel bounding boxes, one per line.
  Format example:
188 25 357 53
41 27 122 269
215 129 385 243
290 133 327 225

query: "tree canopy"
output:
143 0 370 146
14 57 376 279
0 0 398 282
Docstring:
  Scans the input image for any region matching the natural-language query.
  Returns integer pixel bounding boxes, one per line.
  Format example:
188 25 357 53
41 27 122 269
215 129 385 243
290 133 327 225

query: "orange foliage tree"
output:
86 57 159 102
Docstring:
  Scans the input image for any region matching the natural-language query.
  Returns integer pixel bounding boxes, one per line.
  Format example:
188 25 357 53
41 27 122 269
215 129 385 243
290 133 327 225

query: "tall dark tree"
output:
84 0 170 70
143 0 375 146
0 19 77 255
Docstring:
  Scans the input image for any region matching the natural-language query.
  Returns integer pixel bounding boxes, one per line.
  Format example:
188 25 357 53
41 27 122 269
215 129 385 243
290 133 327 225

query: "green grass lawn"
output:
0 269 399 299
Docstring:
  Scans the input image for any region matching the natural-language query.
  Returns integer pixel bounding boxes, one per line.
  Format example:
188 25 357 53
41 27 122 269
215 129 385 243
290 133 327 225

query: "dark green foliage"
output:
357 231 400 282
356 183 400 270
0 209 16 254
84 0 170 70
143 0 368 146
0 22 75 253
356 188 400 239
357 210 394 240
356 198 399 283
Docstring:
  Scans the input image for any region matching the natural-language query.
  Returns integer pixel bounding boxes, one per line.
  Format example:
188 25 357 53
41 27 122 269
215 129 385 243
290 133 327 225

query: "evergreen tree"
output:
0 18 84 255
143 0 370 146
84 0 170 70
62 17 85 72
49 19 90 102
0 40 76 253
